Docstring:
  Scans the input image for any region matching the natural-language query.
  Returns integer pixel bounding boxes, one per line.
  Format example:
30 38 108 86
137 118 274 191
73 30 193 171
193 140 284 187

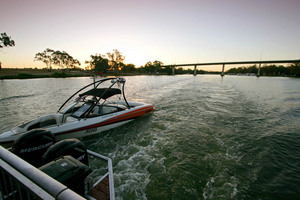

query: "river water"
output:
1 75 300 199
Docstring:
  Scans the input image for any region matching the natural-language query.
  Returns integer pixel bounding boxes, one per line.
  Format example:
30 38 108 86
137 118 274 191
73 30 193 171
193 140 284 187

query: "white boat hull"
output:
0 103 154 146
56 119 133 141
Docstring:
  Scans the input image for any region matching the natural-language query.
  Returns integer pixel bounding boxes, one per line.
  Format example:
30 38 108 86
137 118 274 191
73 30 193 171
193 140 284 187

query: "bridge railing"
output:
163 59 300 76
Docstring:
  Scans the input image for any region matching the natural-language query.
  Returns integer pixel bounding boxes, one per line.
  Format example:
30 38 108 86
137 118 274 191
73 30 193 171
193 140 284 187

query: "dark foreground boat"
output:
0 77 154 146
0 129 115 200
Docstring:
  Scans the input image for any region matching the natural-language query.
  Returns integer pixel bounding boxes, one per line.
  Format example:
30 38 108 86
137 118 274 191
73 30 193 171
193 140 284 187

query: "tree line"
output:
34 48 81 71
82 50 196 74
85 53 208 75
226 64 300 77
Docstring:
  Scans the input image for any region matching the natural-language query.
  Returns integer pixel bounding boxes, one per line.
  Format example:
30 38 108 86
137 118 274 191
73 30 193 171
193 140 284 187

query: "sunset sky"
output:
1 0 300 70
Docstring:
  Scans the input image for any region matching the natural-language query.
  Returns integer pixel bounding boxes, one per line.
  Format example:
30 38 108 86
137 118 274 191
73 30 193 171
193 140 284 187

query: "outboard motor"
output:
11 129 55 167
41 139 89 166
39 155 91 196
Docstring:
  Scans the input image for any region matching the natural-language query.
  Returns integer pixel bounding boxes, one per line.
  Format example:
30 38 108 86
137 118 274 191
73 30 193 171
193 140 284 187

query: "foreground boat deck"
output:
88 175 110 200
0 146 115 200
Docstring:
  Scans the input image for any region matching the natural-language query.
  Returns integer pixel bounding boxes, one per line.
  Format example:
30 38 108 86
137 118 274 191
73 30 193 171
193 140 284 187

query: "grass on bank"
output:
0 72 89 79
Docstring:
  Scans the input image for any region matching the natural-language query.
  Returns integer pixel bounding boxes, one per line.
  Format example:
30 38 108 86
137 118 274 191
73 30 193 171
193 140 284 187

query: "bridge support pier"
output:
172 66 175 75
221 64 225 76
193 65 197 76
257 63 261 77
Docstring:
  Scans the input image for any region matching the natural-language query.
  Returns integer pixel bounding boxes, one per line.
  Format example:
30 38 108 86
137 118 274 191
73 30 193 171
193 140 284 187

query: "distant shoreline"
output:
0 68 94 79
0 68 171 79
0 68 298 79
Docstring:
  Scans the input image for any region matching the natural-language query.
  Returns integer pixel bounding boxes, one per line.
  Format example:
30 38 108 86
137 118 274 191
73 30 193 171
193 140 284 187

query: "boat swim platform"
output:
88 175 110 200
0 145 115 200
163 59 300 76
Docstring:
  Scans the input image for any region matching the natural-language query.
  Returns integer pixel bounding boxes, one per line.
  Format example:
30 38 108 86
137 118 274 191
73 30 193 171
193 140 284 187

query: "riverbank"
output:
0 68 95 79
0 68 169 79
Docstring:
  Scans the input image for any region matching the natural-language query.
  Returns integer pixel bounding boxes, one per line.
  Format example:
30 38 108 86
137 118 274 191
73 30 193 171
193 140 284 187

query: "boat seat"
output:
39 114 63 128
92 106 100 115
40 118 57 128
66 116 78 123
117 105 127 110
85 106 101 118
101 106 118 115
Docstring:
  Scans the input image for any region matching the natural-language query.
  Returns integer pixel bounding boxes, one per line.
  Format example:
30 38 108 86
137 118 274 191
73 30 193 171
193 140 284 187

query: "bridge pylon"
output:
193 65 197 76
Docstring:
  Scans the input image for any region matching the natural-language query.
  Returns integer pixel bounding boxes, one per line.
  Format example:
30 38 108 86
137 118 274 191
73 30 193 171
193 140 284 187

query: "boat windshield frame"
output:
71 102 93 118
57 77 130 116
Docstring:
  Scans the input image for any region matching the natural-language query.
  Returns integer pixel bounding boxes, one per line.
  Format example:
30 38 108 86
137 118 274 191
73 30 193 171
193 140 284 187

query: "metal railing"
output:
0 146 86 200
86 150 115 200
0 159 55 200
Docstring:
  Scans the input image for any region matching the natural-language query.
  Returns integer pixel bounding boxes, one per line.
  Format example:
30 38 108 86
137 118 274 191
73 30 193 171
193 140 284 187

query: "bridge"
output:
163 59 300 76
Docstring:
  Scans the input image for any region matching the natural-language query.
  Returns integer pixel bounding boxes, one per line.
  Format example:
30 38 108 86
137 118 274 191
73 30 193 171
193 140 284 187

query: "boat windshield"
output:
71 103 93 118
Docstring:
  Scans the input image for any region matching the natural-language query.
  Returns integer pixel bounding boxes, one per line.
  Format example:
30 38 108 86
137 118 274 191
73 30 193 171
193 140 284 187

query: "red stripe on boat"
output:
56 106 154 136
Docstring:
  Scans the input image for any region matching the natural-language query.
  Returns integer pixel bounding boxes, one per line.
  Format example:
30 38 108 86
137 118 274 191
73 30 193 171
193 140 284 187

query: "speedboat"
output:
0 77 154 146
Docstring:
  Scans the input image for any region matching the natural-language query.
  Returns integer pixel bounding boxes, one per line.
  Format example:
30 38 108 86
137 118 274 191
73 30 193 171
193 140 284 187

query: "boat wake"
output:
0 94 36 102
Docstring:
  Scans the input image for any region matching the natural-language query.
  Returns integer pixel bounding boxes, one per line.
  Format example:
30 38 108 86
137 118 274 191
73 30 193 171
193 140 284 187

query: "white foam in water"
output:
113 146 154 200
203 177 215 199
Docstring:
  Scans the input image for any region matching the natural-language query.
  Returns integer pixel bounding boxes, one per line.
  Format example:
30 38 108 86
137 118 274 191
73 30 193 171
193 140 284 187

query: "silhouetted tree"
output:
52 51 66 68
226 63 300 76
163 66 173 75
287 62 300 77
52 51 81 69
153 60 163 73
261 65 278 75
34 48 55 71
144 61 154 73
122 63 136 73
142 60 164 73
106 49 125 72
177 67 185 74
248 65 258 73
0 32 15 48
35 49 80 71
85 54 109 74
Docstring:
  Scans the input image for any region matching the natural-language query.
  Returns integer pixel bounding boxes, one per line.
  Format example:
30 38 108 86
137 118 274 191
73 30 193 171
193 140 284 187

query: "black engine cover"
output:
11 129 55 167
42 139 89 166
